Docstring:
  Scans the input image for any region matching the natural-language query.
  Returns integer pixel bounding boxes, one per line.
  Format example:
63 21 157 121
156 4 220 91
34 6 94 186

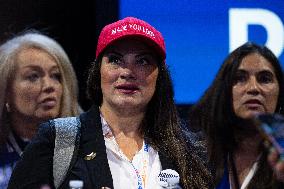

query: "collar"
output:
100 113 114 138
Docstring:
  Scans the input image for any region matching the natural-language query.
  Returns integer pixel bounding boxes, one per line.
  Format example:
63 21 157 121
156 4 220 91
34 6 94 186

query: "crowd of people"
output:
0 16 283 189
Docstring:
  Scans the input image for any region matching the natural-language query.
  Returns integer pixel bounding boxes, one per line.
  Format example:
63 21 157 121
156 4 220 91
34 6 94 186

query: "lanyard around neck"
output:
228 152 259 189
101 113 150 189
129 142 149 189
7 132 23 156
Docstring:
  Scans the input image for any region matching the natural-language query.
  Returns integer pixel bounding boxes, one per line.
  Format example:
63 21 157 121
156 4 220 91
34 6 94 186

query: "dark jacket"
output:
8 106 181 189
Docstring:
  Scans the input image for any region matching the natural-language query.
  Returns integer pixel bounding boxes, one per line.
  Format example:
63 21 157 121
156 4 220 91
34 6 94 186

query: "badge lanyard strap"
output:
100 114 150 189
130 143 149 189
228 152 259 189
7 132 23 156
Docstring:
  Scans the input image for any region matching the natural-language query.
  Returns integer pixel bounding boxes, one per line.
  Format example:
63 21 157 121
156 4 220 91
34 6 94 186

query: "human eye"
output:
136 54 156 66
108 54 122 65
136 57 149 66
26 72 40 82
51 72 62 82
257 71 274 84
233 71 248 85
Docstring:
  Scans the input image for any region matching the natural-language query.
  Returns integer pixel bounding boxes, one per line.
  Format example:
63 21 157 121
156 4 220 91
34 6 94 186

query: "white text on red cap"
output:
111 24 156 38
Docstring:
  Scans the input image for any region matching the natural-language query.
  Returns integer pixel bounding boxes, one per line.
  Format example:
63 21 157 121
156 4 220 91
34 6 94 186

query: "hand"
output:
268 148 284 182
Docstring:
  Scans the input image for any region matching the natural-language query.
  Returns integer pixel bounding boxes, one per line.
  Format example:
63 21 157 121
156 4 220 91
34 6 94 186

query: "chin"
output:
118 102 140 109
115 97 139 105
114 100 147 111
241 111 264 119
37 111 59 121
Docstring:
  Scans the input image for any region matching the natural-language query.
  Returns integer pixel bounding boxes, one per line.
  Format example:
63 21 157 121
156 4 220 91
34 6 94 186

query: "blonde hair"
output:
0 31 82 143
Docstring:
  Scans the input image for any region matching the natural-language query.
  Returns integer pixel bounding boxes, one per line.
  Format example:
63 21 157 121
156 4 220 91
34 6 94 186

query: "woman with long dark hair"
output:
189 42 284 189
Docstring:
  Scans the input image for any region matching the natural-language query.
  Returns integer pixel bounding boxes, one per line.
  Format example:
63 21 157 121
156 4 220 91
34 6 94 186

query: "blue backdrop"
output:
119 0 284 104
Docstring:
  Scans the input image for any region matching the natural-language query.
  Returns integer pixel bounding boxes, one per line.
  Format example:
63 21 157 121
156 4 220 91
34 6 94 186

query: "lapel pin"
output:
84 152 96 160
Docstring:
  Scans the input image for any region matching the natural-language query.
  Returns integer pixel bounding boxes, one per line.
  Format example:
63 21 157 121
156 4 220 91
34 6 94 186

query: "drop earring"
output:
5 103 11 112
278 106 282 114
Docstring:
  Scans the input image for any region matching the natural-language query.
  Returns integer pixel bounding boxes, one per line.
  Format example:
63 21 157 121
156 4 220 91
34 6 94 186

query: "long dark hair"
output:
87 53 212 189
189 42 284 187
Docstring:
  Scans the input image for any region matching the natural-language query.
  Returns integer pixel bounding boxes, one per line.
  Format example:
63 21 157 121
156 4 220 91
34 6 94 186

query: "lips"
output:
244 99 262 105
116 84 139 94
244 99 263 109
40 97 57 107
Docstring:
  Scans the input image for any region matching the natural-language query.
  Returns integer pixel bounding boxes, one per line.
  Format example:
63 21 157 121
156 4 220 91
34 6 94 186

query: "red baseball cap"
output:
96 17 166 61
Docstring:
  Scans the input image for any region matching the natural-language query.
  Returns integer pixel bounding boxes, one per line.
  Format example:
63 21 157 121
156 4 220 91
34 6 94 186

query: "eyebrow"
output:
21 65 60 71
235 69 247 73
258 70 274 75
237 68 274 73
135 52 155 58
105 51 122 57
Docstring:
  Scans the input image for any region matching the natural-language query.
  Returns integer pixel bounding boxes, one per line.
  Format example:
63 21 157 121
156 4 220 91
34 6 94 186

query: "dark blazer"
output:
8 106 178 189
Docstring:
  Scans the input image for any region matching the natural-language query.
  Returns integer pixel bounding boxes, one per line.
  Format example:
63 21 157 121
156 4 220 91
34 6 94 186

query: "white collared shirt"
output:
101 115 163 189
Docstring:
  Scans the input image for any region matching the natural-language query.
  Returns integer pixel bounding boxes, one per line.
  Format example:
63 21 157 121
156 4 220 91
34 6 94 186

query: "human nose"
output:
119 58 136 80
246 77 260 95
42 76 56 93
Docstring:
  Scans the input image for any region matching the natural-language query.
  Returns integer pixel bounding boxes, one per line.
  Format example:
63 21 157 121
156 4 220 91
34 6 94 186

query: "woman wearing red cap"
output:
8 17 211 189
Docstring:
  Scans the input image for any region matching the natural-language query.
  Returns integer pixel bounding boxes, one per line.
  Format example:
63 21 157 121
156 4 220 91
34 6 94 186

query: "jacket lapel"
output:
159 150 177 170
79 106 114 189
77 106 180 189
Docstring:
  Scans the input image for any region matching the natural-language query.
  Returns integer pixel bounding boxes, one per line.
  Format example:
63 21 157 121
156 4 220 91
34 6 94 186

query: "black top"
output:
8 106 186 189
